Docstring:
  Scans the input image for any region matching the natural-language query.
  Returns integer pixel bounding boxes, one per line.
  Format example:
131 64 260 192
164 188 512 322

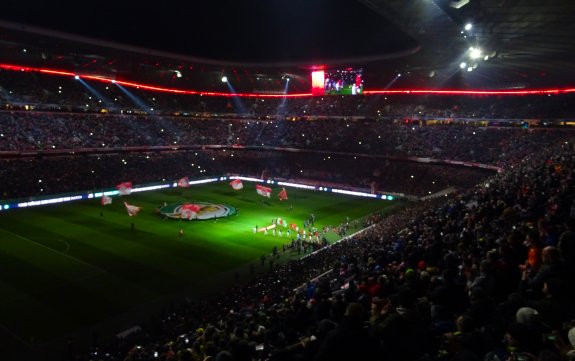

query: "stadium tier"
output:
1 10 575 361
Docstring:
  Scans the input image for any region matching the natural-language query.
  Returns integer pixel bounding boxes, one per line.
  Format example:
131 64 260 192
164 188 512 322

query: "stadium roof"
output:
1 0 574 90
0 0 417 66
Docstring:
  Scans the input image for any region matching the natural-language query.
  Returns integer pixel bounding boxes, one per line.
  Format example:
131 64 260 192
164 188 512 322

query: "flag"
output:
180 203 201 219
116 182 132 195
101 194 113 206
183 204 201 213
177 177 190 188
278 187 288 201
229 179 243 190
256 184 271 198
124 202 141 217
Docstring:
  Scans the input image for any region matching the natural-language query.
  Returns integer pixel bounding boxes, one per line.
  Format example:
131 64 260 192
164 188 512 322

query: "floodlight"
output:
221 76 228 83
469 47 482 59
449 0 470 9
464 23 472 31
460 62 467 69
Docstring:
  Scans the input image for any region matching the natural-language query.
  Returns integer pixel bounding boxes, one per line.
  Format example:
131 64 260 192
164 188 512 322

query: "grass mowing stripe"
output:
0 245 162 344
1 219 188 298
0 228 107 276
10 211 216 281
0 251 119 343
42 213 210 277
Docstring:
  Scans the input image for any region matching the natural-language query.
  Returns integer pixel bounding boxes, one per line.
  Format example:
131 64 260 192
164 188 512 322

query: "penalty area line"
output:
0 322 32 348
0 228 107 275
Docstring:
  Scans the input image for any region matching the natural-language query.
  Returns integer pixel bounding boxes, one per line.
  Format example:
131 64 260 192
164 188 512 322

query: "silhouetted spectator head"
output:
567 327 575 359
456 314 476 333
516 307 539 325
215 350 233 361
542 246 560 264
318 318 337 337
344 302 366 321
469 287 486 302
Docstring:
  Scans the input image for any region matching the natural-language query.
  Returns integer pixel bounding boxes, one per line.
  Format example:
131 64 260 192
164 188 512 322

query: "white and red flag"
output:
123 202 141 216
180 204 201 219
229 179 243 190
116 182 132 195
278 187 288 201
177 177 190 188
101 194 113 206
256 184 271 198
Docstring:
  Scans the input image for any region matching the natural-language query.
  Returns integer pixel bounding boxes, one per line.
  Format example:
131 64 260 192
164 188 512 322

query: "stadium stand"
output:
2 63 575 361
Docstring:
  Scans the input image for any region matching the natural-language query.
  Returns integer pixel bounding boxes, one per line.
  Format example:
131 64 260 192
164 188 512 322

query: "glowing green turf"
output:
0 182 394 347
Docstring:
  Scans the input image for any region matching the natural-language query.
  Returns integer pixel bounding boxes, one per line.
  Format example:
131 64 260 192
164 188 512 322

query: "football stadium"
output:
1 1 575 361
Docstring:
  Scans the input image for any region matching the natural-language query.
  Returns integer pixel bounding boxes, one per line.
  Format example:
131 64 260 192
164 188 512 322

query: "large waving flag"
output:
101 194 113 206
256 184 272 198
177 177 190 188
116 182 133 195
278 187 288 201
229 179 243 190
180 204 201 219
124 202 141 217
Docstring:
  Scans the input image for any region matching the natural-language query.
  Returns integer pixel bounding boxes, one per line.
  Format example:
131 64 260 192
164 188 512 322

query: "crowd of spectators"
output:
61 122 575 361
0 150 493 200
2 70 575 119
1 105 572 201
2 70 575 361
1 110 573 167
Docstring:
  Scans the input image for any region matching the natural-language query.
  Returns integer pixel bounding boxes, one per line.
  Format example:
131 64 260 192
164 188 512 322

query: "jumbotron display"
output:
325 68 364 95
310 68 364 95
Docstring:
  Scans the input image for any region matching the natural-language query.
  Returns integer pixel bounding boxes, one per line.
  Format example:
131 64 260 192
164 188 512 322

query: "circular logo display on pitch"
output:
159 202 237 220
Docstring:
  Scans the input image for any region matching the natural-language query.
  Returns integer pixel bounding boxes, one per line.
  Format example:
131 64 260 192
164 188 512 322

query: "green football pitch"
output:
0 181 396 351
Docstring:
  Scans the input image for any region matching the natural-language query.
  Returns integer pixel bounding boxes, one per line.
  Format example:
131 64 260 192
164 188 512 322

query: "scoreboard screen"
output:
324 68 363 95
310 68 364 96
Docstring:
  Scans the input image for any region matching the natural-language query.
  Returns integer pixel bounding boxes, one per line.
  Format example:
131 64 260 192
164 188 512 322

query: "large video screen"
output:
324 68 364 95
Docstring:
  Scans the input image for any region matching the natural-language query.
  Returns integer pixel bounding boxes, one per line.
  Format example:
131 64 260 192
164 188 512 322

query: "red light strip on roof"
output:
363 89 575 95
2 63 574 97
